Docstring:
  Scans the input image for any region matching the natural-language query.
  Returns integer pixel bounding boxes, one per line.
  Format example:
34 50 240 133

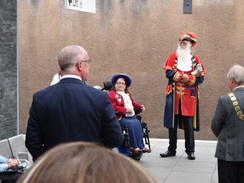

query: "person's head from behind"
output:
58 45 91 81
110 73 132 93
17 142 156 183
227 64 244 91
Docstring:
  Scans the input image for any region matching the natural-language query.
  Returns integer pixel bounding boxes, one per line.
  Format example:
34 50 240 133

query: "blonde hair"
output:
17 142 156 183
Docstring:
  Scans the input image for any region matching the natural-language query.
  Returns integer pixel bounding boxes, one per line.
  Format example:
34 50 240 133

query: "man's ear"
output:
76 62 83 71
230 78 235 85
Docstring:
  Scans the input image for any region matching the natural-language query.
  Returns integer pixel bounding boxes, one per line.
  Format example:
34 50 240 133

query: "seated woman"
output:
108 73 149 153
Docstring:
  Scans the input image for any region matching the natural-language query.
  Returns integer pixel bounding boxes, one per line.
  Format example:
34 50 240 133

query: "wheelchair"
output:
101 82 151 161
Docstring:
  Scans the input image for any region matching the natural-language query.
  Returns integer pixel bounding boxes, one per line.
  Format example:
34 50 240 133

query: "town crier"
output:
160 32 206 160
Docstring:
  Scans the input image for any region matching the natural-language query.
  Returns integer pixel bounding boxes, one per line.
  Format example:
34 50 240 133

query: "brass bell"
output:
191 63 202 77
191 69 201 77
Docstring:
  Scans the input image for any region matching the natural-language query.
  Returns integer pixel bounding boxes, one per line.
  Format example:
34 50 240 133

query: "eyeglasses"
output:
116 82 126 85
76 60 92 66
80 60 92 63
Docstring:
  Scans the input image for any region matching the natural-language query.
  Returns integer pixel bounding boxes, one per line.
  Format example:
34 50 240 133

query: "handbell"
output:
191 69 201 77
191 63 202 77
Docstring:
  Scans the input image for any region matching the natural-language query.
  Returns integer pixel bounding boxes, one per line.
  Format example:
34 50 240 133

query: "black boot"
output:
160 151 176 157
187 152 195 160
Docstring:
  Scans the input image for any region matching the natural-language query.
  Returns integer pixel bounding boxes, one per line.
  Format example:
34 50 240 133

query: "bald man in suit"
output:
26 45 124 161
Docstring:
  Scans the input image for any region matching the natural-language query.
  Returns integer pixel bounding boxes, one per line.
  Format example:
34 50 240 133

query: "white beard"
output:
176 43 192 71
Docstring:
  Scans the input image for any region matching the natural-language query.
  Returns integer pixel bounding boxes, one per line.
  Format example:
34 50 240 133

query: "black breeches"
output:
168 115 195 153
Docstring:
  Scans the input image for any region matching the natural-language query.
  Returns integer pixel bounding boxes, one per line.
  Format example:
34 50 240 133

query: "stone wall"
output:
18 0 244 140
0 1 17 139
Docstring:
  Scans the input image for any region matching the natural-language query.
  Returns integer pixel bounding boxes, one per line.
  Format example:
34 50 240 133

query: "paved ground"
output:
0 138 218 183
137 139 218 183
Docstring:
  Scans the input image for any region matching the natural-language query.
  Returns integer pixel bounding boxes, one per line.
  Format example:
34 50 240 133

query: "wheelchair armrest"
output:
15 152 29 160
15 152 33 169
17 158 32 169
134 108 142 115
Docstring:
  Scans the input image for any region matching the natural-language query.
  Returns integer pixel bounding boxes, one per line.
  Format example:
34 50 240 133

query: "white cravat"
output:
177 56 192 71
117 91 135 117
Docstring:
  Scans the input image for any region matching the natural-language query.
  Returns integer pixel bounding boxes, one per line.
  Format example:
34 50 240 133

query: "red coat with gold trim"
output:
163 52 206 131
108 90 142 120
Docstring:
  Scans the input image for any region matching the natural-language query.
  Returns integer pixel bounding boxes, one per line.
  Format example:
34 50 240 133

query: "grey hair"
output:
227 64 244 84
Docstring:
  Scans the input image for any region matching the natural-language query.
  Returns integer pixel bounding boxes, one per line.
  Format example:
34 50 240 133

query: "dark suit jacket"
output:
26 78 124 160
211 87 244 161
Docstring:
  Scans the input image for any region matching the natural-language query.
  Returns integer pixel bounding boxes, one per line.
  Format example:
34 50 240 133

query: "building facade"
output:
2 0 244 140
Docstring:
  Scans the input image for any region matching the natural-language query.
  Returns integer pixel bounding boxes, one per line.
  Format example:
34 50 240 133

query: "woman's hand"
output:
141 105 145 111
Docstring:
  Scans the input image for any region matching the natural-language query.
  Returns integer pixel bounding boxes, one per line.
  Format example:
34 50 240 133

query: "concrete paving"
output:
138 139 218 183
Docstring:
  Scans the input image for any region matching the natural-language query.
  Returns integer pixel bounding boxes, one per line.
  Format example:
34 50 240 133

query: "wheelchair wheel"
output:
134 156 141 161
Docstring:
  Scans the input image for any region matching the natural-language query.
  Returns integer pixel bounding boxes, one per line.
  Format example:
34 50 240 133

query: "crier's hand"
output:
182 74 189 83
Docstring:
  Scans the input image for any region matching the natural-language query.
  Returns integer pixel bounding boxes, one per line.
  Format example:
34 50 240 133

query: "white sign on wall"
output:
65 0 96 13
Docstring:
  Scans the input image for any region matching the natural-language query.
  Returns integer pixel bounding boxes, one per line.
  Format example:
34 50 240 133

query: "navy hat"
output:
111 73 132 87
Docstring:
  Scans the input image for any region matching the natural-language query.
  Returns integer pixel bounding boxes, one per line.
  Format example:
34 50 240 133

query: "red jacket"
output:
163 52 206 131
108 90 142 120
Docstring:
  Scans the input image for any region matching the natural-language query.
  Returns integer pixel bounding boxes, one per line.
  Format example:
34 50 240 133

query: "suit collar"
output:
233 86 244 91
59 78 84 84
61 75 82 81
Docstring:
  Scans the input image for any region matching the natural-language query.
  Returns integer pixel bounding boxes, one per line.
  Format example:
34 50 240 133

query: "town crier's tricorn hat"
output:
179 32 197 47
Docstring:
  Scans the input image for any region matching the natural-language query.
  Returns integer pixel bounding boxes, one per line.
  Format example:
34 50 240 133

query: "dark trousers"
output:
168 115 195 154
218 159 244 183
0 172 21 183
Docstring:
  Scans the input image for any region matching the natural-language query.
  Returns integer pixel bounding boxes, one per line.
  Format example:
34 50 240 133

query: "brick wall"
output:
0 1 17 139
